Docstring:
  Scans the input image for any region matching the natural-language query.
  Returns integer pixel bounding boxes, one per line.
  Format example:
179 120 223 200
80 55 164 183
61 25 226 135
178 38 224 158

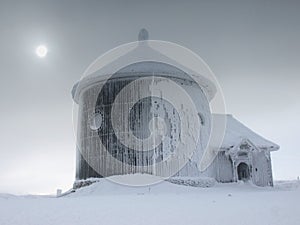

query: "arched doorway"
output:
237 162 250 181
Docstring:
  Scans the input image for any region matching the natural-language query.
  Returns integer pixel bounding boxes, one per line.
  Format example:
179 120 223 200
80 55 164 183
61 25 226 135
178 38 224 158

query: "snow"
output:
72 51 217 103
0 175 299 225
215 114 280 151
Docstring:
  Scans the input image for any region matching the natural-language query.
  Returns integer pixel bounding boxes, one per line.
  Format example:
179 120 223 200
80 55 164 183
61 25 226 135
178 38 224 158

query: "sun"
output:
36 45 48 58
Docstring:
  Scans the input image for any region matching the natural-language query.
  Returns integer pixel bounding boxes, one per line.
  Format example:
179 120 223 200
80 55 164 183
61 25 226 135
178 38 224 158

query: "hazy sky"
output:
0 0 299 194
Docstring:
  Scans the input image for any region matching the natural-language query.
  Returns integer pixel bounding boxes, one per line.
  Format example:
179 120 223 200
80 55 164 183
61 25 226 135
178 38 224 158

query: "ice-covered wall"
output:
75 61 211 179
252 150 273 186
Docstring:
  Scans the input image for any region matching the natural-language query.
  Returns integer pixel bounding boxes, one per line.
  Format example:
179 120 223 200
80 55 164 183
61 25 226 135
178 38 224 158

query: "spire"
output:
138 28 149 41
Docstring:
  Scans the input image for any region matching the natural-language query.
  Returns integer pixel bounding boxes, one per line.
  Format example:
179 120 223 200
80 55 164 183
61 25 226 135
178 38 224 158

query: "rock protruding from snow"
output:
73 177 101 189
167 176 216 187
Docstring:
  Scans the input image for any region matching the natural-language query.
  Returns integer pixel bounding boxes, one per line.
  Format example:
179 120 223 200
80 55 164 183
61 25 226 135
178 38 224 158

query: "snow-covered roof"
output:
213 114 279 151
72 61 216 104
72 30 217 103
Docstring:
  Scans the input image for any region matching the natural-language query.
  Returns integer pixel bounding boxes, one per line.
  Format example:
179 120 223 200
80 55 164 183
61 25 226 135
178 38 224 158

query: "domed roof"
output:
72 29 217 103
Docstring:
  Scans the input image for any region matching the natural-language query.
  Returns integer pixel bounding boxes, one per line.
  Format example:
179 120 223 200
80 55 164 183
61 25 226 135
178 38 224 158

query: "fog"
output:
0 0 299 194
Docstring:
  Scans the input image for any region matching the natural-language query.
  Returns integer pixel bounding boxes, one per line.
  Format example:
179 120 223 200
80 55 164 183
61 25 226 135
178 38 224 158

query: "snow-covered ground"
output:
0 175 299 225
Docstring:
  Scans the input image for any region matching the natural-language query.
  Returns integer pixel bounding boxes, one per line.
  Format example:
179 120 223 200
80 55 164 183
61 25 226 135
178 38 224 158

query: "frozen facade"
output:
207 114 278 186
72 30 279 187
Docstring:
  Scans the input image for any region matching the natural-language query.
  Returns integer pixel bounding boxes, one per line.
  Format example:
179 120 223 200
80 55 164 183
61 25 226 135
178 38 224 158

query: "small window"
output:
238 152 248 157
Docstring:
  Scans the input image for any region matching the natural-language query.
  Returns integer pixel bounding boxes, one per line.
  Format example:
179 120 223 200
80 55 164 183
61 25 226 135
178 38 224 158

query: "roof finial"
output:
138 28 149 41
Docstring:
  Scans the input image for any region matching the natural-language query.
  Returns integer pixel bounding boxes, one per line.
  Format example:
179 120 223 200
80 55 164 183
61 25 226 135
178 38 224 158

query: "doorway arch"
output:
237 162 250 181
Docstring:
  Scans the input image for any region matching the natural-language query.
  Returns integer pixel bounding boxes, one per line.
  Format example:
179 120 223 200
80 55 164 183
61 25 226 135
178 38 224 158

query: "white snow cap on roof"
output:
72 29 217 103
213 114 279 151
